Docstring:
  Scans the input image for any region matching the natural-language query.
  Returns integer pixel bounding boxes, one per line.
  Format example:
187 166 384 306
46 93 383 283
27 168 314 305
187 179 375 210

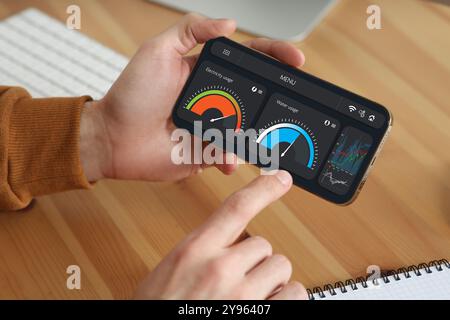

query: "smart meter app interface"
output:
172 37 391 204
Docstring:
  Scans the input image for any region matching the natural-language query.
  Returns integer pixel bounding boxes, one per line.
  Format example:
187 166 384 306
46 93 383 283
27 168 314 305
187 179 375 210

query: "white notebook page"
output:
313 263 450 300
0 8 128 99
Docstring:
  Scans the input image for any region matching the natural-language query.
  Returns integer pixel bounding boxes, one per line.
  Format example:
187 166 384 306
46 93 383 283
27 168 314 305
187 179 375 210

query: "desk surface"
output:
0 0 449 299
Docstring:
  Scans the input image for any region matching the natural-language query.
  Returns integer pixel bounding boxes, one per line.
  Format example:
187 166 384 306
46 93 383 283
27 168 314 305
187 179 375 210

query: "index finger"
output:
243 38 305 67
198 170 293 246
156 13 236 56
185 37 305 72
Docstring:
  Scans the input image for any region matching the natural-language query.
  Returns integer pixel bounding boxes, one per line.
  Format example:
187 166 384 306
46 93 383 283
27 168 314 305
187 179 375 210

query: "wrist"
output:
80 100 112 182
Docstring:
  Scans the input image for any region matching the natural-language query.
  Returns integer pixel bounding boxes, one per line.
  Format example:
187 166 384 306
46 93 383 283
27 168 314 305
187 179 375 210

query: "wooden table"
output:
0 0 449 299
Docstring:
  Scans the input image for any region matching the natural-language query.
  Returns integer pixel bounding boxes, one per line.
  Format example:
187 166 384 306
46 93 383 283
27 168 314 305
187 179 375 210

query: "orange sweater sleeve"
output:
0 86 92 211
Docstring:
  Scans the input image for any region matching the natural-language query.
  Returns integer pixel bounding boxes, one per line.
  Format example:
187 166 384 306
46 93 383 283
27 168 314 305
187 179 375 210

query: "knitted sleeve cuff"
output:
0 86 92 211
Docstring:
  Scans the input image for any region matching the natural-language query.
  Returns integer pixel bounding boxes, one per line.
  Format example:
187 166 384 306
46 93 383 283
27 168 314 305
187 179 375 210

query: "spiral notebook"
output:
0 8 128 99
308 259 450 300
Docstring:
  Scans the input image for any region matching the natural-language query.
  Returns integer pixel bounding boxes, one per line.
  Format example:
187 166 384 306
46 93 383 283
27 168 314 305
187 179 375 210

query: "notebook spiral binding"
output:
307 259 450 300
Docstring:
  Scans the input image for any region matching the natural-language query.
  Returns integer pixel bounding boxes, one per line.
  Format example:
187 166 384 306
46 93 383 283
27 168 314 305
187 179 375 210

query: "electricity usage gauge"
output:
183 85 246 132
256 119 319 179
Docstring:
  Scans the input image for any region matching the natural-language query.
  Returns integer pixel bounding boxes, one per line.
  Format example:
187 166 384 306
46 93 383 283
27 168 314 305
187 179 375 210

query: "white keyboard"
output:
0 8 129 99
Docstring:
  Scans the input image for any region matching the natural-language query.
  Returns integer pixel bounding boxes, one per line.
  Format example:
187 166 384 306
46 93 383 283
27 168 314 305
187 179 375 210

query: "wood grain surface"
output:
0 0 449 299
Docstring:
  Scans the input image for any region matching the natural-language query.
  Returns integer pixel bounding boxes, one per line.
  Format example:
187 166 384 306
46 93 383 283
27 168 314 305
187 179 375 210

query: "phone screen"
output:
172 37 392 205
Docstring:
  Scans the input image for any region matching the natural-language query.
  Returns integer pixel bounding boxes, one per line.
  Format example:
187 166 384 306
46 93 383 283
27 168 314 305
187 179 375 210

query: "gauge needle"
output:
281 137 298 157
210 114 233 122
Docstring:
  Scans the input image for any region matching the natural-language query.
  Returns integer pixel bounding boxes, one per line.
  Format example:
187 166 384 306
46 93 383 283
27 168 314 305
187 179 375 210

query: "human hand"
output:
80 14 305 182
134 170 307 300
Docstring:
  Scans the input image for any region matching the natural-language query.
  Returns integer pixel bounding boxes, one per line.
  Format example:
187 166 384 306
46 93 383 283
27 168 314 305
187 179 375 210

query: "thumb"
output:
156 13 236 56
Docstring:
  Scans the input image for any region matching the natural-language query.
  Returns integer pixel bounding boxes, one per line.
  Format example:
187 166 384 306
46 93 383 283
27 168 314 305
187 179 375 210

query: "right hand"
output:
134 170 308 300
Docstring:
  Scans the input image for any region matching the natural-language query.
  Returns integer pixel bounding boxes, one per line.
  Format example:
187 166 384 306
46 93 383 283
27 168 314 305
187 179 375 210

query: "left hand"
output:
80 13 305 182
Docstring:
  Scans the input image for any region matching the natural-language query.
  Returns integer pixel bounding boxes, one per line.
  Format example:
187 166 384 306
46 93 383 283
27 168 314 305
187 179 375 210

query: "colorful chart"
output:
184 89 242 131
328 132 371 175
318 127 372 195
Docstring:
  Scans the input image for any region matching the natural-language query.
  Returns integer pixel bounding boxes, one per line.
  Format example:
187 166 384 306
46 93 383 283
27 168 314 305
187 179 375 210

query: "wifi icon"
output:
348 105 357 112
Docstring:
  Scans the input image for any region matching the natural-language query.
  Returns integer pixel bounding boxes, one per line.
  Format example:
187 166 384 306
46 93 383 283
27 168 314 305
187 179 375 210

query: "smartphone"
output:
172 37 392 205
